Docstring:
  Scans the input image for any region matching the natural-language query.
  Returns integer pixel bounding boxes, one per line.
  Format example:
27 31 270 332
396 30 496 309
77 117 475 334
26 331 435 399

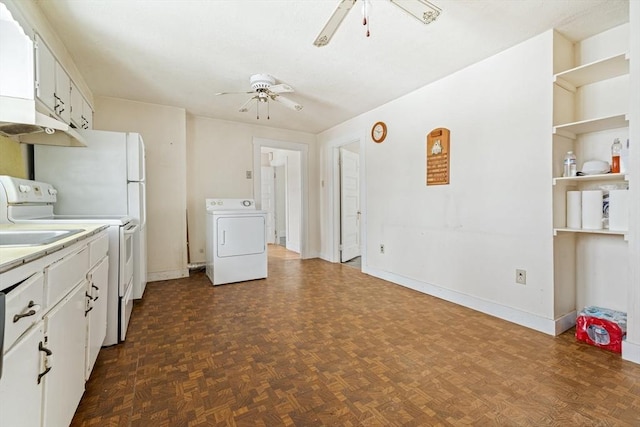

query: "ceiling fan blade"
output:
274 95 303 111
215 90 254 96
313 0 357 47
388 0 441 25
268 84 294 94
238 96 257 113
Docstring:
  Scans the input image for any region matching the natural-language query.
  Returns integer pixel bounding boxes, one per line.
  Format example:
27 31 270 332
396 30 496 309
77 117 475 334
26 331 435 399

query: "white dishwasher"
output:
205 199 267 285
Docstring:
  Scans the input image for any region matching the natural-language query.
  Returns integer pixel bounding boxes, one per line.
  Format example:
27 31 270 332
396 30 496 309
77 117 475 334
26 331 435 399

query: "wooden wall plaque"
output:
426 128 450 186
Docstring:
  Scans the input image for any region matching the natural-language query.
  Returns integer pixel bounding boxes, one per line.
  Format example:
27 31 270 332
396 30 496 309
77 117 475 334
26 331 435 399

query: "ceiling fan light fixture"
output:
389 0 441 25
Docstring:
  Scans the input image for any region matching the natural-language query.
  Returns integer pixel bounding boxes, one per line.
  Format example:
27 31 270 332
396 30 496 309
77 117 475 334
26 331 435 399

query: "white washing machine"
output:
205 199 268 285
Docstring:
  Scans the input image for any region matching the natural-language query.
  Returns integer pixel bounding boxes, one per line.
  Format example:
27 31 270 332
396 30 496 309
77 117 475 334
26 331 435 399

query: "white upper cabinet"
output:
35 33 90 128
34 33 56 113
70 80 93 130
54 61 70 123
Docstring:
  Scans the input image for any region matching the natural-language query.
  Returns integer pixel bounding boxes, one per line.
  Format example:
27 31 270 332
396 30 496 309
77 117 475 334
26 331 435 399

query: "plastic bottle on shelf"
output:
611 138 622 173
620 138 629 174
563 151 577 177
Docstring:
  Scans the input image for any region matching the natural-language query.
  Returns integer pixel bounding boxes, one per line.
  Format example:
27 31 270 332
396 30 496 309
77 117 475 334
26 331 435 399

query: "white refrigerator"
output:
34 130 148 299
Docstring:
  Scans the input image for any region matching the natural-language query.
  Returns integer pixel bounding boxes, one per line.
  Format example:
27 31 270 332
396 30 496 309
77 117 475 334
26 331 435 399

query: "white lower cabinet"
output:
42 282 87 427
85 256 108 379
0 229 110 427
0 322 45 427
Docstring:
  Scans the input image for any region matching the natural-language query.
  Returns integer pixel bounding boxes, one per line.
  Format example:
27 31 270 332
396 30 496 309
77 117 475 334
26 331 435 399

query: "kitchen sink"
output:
0 229 84 247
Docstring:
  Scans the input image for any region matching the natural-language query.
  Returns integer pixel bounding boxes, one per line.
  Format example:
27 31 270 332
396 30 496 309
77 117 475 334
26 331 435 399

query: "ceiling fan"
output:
313 0 442 47
215 74 303 120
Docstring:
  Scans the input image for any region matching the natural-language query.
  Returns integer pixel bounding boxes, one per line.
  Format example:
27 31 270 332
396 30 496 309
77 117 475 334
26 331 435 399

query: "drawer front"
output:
46 247 89 307
89 232 109 268
4 272 44 351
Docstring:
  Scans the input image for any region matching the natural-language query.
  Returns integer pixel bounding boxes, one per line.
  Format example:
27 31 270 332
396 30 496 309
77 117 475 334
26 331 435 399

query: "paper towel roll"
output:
609 189 629 231
566 191 581 229
582 190 603 230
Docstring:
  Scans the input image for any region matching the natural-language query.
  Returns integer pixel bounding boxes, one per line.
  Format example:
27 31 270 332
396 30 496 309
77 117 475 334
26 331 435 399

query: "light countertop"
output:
0 223 109 273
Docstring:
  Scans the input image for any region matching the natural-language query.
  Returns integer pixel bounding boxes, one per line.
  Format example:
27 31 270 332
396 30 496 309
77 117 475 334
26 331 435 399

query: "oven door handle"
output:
124 224 139 235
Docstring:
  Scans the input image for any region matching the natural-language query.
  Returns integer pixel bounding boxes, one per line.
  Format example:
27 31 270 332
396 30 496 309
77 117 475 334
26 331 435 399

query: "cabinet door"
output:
54 62 71 124
42 283 87 427
35 34 56 114
85 256 108 380
70 80 83 128
0 322 45 427
82 98 93 129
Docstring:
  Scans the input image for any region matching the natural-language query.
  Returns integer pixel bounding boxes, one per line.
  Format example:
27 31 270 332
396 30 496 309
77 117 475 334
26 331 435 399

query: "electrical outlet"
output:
380 244 385 254
516 269 526 285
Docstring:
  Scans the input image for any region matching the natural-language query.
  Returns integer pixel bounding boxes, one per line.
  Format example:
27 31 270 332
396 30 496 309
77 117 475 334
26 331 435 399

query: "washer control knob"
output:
242 200 252 207
19 184 32 193
48 188 58 195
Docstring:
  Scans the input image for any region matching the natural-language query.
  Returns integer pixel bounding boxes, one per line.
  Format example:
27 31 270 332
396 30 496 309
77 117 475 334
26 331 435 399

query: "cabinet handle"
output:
13 301 37 323
38 342 53 384
38 341 52 356
38 367 52 384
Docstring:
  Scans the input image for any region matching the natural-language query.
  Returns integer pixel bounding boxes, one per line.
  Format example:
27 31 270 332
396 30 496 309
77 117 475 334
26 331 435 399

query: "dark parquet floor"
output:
71 246 640 426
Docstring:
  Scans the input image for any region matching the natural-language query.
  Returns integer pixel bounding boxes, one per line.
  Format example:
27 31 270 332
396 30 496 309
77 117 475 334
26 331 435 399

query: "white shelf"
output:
554 53 629 91
553 114 629 139
554 228 627 238
553 173 628 185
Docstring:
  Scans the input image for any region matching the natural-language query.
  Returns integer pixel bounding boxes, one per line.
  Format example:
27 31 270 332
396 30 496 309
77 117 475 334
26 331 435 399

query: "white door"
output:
261 166 276 244
274 165 287 245
340 149 360 262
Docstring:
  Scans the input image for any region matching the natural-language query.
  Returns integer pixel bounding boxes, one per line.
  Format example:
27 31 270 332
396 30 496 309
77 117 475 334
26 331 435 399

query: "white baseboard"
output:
147 269 189 282
554 311 577 335
363 266 561 336
622 340 640 365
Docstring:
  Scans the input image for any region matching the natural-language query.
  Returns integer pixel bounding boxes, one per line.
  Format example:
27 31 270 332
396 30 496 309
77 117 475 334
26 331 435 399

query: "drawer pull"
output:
13 301 37 323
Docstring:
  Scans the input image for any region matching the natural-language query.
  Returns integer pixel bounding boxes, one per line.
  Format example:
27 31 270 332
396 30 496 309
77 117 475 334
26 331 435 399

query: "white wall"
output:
186 115 318 264
319 31 556 330
623 0 640 364
95 96 188 281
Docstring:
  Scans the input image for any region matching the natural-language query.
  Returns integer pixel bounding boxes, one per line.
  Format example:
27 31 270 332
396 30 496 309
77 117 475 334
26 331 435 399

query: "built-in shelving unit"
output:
554 53 629 90
553 173 628 185
553 114 629 139
551 27 631 336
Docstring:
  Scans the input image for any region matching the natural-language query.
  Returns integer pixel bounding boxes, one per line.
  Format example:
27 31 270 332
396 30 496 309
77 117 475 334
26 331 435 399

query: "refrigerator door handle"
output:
124 224 139 235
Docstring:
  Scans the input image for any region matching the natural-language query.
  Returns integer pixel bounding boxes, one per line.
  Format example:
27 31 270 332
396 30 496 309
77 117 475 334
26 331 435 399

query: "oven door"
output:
120 277 134 341
119 223 137 296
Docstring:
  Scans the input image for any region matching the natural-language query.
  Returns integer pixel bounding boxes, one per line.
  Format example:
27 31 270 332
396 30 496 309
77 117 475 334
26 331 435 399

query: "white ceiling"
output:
34 0 629 134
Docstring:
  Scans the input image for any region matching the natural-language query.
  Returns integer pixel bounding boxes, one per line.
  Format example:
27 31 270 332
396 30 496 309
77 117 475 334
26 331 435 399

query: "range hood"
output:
0 97 87 147
0 2 86 147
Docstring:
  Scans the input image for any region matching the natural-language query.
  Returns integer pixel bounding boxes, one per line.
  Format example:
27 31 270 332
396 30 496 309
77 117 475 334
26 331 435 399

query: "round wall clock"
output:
371 121 387 143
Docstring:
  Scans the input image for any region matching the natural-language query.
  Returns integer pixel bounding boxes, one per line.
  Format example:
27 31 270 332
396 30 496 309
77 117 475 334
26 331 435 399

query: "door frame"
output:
329 135 365 264
253 137 309 259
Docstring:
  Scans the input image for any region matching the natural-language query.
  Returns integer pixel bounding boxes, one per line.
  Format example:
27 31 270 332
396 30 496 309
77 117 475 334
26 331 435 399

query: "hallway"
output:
72 248 640 426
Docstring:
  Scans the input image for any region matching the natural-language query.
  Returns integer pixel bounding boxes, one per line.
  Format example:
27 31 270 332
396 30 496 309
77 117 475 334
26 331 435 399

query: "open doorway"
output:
260 147 301 257
253 138 308 259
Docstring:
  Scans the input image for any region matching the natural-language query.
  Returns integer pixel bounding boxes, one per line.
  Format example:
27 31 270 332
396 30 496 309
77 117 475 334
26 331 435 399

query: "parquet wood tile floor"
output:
71 247 640 427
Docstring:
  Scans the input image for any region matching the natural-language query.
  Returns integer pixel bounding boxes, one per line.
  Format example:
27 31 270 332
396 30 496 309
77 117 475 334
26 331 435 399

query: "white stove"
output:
0 176 136 345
